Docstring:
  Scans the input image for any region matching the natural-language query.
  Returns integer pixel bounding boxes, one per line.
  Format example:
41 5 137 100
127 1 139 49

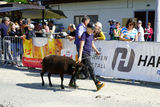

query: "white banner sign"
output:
62 40 160 83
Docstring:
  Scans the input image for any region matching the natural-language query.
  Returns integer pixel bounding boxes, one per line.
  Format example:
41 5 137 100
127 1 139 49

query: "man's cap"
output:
112 19 116 23
108 19 112 23
28 24 35 29
138 20 142 24
87 22 96 30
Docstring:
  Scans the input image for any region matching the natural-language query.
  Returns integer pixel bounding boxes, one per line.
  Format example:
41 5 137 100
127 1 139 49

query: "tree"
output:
5 0 28 4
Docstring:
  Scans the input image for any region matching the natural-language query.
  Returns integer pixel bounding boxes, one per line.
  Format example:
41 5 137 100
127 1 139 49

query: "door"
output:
135 11 155 41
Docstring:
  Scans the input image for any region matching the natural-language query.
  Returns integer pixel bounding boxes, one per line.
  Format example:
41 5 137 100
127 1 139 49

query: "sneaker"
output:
96 82 105 91
68 83 79 89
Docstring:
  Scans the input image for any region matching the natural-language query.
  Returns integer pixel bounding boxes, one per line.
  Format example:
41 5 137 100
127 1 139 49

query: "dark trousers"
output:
70 53 99 85
82 53 99 85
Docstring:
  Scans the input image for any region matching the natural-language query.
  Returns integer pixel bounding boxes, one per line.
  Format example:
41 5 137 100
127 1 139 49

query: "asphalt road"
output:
0 65 160 107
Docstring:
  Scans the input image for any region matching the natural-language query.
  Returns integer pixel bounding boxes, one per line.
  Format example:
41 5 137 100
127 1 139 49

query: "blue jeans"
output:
147 38 152 41
4 41 12 61
11 42 23 61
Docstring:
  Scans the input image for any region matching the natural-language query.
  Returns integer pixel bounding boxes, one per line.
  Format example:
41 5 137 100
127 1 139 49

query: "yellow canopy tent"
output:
0 3 66 19
22 9 67 19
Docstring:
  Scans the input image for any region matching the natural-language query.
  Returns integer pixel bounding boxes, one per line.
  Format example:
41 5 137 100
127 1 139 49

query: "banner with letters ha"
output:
91 41 160 83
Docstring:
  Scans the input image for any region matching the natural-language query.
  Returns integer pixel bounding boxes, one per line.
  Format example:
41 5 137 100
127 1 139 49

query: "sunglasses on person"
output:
128 23 133 26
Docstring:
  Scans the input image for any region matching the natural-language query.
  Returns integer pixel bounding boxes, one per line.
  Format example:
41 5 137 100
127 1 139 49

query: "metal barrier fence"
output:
0 36 2 63
2 36 23 65
1 33 68 66
1 32 108 66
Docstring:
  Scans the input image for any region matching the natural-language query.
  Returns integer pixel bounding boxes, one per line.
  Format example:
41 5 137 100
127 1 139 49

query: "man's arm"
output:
92 41 100 55
78 40 85 63
78 26 84 39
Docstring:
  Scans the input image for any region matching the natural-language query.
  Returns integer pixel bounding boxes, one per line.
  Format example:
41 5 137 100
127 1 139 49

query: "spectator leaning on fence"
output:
0 17 10 39
94 22 105 40
21 19 29 35
137 20 145 42
0 17 12 64
67 24 76 41
48 20 56 34
24 24 36 40
144 22 153 41
120 18 138 41
8 22 23 65
113 22 121 40
42 22 50 33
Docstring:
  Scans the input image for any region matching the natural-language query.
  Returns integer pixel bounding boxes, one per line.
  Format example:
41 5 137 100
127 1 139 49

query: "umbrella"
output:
22 9 67 19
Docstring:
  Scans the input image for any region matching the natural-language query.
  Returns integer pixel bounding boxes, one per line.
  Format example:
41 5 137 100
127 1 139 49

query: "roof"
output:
0 3 45 13
42 0 106 4
0 3 66 19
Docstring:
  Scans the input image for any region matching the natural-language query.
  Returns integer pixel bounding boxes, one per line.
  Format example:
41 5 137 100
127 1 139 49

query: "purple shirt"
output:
0 23 9 39
74 23 86 46
80 32 94 55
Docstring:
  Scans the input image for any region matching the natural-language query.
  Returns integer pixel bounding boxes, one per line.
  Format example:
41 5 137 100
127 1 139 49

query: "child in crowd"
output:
113 22 121 40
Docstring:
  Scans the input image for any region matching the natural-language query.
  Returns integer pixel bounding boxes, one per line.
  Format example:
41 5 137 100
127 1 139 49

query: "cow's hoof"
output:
61 86 64 89
42 83 44 86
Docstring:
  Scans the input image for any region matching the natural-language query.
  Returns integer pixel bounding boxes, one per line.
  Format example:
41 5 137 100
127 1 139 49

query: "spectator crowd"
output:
0 16 154 66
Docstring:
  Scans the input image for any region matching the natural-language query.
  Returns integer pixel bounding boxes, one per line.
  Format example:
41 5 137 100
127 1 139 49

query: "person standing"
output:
94 22 105 40
75 16 90 56
137 20 145 42
48 21 56 34
113 22 121 40
25 24 36 40
70 23 105 91
74 16 90 79
42 22 50 33
8 22 23 65
67 24 76 41
108 19 116 40
144 22 153 41
0 17 12 64
120 18 138 41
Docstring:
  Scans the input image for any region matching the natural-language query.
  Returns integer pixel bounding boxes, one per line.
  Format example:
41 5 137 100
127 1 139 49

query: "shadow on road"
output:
16 83 72 92
2 64 160 90
16 83 95 92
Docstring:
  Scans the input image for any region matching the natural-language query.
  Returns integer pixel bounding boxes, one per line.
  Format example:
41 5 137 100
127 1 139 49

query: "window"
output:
88 15 98 23
74 15 98 26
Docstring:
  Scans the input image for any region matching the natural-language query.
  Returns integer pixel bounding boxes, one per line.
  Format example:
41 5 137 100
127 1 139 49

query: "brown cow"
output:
40 55 83 89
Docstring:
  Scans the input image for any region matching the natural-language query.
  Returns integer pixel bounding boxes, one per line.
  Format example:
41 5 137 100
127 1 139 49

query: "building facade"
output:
44 0 155 36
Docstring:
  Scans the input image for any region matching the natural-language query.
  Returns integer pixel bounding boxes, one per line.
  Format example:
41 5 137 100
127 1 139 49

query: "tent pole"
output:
42 9 45 23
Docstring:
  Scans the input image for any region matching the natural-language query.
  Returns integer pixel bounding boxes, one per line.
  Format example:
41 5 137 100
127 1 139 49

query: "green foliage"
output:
5 0 28 3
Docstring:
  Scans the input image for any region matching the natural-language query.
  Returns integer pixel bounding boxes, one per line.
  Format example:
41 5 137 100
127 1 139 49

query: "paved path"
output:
0 65 160 107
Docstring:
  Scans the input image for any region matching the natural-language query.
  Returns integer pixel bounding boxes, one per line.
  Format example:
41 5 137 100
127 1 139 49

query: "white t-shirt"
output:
138 26 145 41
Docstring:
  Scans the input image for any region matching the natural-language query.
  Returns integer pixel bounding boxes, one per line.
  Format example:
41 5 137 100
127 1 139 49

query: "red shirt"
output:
144 28 153 38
